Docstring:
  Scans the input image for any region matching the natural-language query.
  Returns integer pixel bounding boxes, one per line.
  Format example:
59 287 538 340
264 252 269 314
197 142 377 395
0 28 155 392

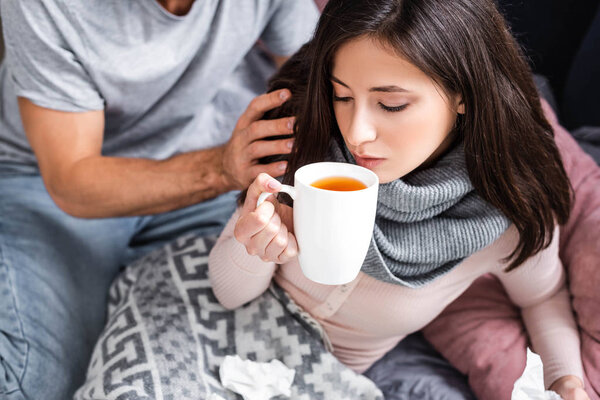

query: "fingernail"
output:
268 179 281 189
287 117 296 130
286 140 294 149
280 90 290 100
278 162 287 171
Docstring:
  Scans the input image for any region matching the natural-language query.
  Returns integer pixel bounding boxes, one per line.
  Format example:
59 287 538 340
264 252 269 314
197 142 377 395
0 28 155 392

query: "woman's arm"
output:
209 174 298 309
493 227 584 391
208 209 278 310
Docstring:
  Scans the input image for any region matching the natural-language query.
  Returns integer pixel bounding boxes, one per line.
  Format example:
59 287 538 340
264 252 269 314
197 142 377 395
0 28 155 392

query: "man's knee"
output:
0 334 28 399
0 261 28 399
0 233 116 400
1 313 93 400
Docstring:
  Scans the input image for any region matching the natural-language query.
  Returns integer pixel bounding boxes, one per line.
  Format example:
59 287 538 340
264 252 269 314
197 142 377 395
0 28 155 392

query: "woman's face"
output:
331 36 464 183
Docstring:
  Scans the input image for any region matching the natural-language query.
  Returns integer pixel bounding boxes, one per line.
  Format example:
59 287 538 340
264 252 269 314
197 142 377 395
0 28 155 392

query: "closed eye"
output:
379 102 409 112
333 95 353 102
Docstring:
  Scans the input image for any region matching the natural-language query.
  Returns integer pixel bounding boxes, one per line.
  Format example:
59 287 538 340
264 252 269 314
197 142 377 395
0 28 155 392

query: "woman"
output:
208 0 589 398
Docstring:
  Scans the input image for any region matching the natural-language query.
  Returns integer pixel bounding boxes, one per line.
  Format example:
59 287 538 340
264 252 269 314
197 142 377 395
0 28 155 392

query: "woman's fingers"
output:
260 219 298 264
234 173 285 259
250 210 282 259
263 221 289 261
241 173 281 215
278 231 298 263
234 201 274 244
234 172 297 263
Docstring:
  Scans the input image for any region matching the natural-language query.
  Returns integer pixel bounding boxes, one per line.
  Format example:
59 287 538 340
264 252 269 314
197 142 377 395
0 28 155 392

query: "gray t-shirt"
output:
0 0 318 166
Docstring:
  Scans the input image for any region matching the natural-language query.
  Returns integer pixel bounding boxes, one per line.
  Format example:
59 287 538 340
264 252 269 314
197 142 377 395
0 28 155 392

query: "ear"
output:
455 96 465 114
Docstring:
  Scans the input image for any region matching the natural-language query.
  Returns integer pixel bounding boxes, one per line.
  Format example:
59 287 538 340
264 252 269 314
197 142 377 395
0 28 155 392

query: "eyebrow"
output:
330 75 409 93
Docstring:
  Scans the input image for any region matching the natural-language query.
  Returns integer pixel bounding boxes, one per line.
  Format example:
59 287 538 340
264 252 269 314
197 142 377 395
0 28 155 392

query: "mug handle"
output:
257 184 297 208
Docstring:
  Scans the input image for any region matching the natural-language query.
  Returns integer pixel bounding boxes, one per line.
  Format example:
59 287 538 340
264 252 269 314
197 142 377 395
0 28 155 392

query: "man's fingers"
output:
247 138 294 160
237 89 291 129
249 162 288 182
247 117 295 141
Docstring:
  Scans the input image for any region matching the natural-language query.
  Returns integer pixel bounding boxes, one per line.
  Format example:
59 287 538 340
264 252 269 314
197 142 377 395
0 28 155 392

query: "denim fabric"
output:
0 164 237 399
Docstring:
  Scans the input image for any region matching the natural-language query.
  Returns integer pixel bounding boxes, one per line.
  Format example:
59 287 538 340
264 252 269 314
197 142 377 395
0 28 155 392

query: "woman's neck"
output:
156 0 195 16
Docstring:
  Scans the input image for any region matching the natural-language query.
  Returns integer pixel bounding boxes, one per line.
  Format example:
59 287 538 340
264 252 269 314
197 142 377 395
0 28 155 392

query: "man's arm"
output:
19 89 295 218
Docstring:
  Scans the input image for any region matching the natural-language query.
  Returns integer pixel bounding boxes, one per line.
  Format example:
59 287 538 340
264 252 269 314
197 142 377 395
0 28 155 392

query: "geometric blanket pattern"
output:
74 234 383 400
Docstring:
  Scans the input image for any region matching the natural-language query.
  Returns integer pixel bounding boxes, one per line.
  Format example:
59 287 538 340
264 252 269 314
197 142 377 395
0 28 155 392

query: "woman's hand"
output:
234 173 297 264
550 375 590 400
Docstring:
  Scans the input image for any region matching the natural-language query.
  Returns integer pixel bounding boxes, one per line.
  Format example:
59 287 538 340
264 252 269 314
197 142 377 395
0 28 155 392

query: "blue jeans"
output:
0 163 237 400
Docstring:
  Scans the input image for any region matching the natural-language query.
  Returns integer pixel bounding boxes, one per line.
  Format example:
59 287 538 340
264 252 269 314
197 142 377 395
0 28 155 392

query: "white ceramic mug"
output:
257 162 379 285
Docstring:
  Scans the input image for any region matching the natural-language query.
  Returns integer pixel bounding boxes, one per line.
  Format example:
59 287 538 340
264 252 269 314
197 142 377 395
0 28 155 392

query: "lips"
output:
352 153 385 169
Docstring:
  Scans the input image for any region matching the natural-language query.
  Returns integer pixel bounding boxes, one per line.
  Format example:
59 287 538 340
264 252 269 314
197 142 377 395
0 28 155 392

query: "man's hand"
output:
550 375 590 400
220 88 295 191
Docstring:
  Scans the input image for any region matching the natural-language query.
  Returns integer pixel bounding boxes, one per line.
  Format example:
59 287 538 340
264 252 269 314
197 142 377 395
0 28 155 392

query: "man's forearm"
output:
49 146 234 218
19 87 294 220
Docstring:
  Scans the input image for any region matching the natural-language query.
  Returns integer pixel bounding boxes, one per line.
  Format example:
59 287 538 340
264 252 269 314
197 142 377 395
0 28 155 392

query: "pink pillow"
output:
423 100 600 400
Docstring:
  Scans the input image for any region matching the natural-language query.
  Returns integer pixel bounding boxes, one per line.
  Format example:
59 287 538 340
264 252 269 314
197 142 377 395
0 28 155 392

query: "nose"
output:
345 106 377 147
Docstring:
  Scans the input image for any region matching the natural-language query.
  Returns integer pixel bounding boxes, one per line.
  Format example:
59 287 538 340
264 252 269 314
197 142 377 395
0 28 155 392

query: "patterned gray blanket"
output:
74 234 383 400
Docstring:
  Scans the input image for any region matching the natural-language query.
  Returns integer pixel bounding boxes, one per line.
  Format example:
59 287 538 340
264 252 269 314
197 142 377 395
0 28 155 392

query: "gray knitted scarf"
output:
330 140 511 288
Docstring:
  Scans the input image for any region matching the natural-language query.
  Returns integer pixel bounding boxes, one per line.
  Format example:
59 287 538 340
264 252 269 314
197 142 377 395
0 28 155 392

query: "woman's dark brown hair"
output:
283 0 572 271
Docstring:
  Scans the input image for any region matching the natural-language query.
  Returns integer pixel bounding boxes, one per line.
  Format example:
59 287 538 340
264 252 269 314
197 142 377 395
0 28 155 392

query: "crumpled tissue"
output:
512 348 563 400
219 355 295 400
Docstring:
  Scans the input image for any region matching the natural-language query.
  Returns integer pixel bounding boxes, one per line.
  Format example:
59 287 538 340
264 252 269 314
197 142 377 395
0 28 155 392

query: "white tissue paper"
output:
511 348 563 400
219 355 295 400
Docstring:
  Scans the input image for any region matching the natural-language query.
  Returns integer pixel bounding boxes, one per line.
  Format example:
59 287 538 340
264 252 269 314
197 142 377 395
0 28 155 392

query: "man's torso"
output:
0 0 318 165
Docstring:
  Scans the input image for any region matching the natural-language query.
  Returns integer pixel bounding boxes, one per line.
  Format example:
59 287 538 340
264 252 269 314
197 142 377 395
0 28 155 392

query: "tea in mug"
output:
311 176 367 191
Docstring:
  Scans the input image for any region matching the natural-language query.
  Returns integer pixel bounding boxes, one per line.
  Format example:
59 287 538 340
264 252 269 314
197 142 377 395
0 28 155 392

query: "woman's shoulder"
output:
487 223 561 276
459 222 560 276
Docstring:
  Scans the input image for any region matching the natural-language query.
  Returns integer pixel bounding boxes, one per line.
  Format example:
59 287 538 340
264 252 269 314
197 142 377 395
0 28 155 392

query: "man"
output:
0 0 318 398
